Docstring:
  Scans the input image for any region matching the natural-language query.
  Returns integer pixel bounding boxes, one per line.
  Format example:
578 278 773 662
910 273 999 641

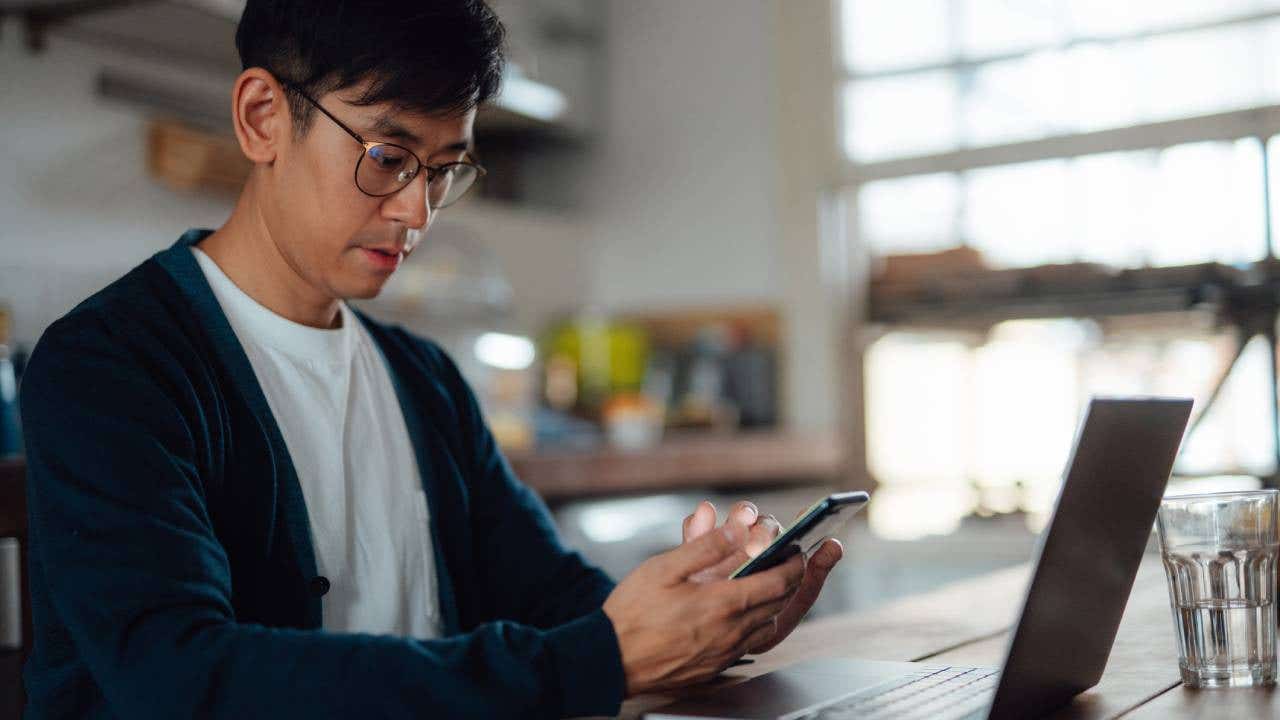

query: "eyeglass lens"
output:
356 145 480 208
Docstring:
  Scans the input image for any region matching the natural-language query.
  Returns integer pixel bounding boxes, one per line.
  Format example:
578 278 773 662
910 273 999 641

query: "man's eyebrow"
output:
367 114 473 156
368 115 422 145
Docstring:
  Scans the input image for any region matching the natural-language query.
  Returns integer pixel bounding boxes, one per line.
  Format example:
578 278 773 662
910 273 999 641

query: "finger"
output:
726 500 759 530
689 545 752 583
682 500 718 543
752 539 843 654
688 510 774 581
727 619 779 663
657 523 747 581
789 539 842 609
808 537 844 571
731 553 805 609
707 592 788 645
745 514 782 557
735 594 789 627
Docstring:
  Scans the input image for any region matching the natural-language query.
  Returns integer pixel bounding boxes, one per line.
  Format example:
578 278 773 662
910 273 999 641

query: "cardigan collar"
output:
151 229 460 635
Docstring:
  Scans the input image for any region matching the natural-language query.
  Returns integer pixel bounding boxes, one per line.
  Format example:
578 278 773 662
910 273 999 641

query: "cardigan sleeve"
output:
421 341 623 631
20 312 625 719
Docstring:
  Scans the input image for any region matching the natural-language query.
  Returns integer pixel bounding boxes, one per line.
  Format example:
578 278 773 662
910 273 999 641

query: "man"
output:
19 1 843 717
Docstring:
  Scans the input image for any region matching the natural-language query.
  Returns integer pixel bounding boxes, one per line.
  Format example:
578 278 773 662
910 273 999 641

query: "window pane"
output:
843 73 960 162
962 159 1075 266
961 21 1280 145
1175 336 1275 476
865 333 971 487
1069 150 1157 267
912 140 1266 268
842 12 1280 162
1148 139 1265 266
971 320 1085 492
1069 42 1147 132
1131 22 1273 124
1067 0 1280 39
961 0 1063 58
864 320 1275 531
858 173 961 254
841 0 953 73
962 49 1070 146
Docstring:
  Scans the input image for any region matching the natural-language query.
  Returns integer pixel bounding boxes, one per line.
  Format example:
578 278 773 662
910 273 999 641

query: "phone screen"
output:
730 491 869 579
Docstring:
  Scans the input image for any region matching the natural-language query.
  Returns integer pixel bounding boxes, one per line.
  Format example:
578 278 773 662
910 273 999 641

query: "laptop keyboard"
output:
805 666 1000 720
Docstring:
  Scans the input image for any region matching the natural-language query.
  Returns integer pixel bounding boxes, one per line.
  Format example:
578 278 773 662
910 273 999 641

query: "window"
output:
841 1 1280 537
856 138 1275 269
842 1 1280 163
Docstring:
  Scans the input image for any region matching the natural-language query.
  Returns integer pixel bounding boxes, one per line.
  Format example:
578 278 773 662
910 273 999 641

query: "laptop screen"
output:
987 397 1192 720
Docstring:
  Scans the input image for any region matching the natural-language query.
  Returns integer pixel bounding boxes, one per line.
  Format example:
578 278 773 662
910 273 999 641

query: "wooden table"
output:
618 555 1277 719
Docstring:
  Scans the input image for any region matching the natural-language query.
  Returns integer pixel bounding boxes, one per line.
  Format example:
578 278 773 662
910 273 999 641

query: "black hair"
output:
235 0 505 136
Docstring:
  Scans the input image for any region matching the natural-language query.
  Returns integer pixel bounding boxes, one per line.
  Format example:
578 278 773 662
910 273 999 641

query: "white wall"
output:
0 22 233 348
582 0 847 432
0 19 588 351
583 0 782 311
773 3 859 439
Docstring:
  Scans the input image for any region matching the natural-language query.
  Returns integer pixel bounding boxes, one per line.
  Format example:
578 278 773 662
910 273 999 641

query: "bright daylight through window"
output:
842 0 1280 539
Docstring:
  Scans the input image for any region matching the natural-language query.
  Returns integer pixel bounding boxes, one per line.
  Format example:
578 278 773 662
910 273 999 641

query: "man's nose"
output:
383 172 430 230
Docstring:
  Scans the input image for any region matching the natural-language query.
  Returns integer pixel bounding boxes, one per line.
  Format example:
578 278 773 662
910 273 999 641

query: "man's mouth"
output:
359 246 403 271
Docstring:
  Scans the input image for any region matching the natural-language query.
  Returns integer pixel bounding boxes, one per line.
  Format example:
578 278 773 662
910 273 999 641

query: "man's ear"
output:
230 68 290 164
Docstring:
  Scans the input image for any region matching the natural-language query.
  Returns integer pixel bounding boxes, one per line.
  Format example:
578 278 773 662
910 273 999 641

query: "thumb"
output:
656 523 746 581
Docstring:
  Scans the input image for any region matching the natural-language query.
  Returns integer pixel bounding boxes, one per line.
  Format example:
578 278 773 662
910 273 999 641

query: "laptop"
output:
646 397 1193 720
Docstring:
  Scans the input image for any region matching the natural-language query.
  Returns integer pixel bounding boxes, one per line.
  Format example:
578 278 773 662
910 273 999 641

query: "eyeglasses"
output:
282 81 485 208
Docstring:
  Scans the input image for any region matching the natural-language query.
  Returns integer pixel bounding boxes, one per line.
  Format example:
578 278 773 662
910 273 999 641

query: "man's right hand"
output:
602 523 806 696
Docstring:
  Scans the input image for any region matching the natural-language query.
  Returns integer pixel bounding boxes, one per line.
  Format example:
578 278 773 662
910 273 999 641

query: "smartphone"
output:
730 491 870 579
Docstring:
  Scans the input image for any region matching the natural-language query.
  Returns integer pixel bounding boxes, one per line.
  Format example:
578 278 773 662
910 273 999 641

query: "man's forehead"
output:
370 108 473 151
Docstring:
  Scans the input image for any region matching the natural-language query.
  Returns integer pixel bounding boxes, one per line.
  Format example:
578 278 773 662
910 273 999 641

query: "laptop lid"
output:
987 397 1192 720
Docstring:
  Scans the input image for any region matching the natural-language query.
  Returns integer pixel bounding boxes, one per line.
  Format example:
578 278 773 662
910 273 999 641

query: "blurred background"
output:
5 0 1280 636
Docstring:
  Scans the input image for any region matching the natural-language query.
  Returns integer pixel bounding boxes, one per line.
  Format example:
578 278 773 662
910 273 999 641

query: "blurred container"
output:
0 538 19 651
669 325 739 432
723 324 778 429
541 315 649 415
146 119 250 195
0 308 21 458
602 393 664 450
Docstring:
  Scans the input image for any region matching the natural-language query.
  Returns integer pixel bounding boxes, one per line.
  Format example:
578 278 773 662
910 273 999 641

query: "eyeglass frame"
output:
280 80 486 207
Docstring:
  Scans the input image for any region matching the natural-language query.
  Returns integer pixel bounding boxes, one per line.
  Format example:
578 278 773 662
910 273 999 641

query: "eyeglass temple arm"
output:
281 81 369 146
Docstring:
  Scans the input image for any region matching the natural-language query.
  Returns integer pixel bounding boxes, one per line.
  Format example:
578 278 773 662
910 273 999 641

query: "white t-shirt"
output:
192 247 441 639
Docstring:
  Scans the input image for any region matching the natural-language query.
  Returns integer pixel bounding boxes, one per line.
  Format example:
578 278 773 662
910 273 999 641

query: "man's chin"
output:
345 284 387 301
337 275 393 301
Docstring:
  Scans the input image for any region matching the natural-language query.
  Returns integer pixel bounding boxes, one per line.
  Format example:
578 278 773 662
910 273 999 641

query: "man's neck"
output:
197 182 343 329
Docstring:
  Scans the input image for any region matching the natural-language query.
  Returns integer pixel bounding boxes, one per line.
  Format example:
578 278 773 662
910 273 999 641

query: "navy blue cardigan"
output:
19 229 626 719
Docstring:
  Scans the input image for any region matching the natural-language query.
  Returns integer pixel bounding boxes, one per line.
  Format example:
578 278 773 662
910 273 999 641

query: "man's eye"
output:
367 145 407 170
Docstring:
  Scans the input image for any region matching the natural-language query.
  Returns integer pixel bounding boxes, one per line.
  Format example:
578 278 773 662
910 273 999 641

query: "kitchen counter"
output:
506 431 848 502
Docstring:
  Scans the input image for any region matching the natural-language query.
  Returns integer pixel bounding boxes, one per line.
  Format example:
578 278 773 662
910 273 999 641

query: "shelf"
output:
867 261 1274 329
506 431 847 502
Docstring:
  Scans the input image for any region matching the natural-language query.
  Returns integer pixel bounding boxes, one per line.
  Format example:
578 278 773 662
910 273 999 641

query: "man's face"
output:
263 82 476 300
